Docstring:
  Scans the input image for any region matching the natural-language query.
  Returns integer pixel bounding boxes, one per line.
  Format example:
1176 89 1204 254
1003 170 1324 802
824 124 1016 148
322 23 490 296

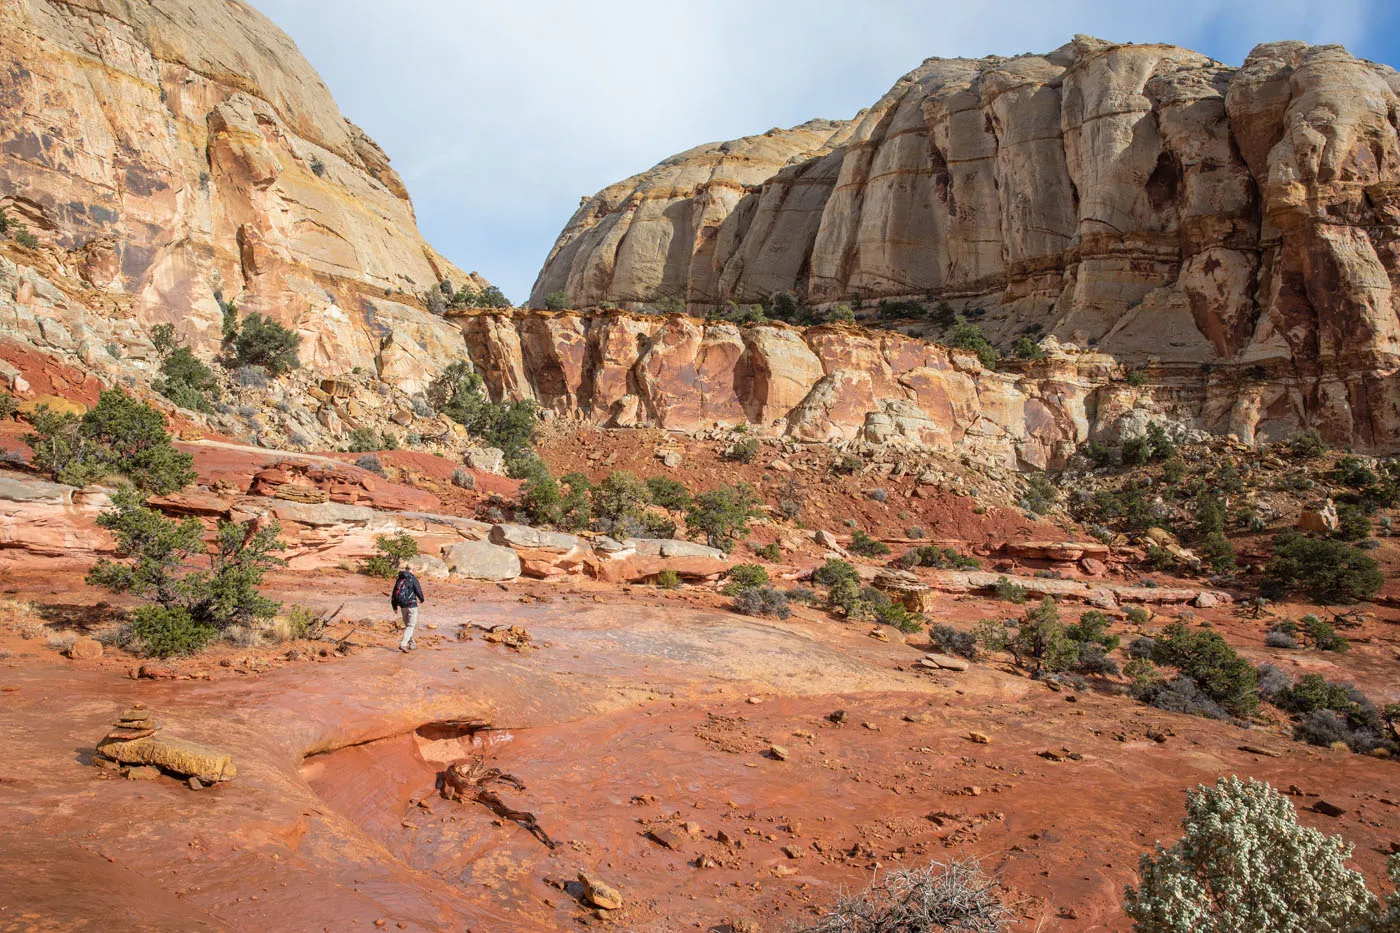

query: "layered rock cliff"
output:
0 0 478 390
531 37 1400 450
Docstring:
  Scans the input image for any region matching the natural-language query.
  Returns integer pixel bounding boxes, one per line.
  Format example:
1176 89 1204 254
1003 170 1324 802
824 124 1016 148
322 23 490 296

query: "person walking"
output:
391 567 425 652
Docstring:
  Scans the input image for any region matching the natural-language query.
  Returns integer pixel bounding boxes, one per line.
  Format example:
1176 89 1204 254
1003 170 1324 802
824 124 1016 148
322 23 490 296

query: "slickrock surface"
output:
532 37 1400 450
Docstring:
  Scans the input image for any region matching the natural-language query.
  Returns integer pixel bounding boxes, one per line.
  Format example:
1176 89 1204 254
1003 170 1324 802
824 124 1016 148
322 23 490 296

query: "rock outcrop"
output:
530 37 1400 451
0 0 479 385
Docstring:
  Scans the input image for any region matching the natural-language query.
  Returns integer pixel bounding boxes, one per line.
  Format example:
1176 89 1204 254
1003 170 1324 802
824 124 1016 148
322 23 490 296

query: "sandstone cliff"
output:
530 37 1400 450
0 0 479 389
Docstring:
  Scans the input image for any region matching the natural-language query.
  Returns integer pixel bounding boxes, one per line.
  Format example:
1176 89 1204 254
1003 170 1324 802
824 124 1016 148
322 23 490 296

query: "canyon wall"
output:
0 0 477 391
531 37 1400 450
458 308 1242 470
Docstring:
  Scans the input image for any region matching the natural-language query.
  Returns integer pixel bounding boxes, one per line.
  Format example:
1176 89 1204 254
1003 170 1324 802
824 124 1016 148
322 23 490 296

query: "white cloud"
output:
251 0 1378 301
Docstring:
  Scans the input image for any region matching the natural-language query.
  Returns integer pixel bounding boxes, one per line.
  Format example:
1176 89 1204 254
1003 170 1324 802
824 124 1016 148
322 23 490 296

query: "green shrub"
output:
428 361 538 461
754 542 781 561
1008 598 1078 674
1124 777 1382 933
150 323 177 357
831 454 862 476
1065 610 1119 651
813 558 860 588
346 426 380 452
87 488 284 654
848 530 890 557
1301 614 1350 652
655 569 681 589
685 483 762 552
1335 503 1371 542
1264 531 1383 604
1199 531 1237 575
1150 622 1258 717
973 619 1009 653
155 346 219 413
725 437 760 464
361 532 418 578
128 605 218 658
23 389 195 493
1012 336 1045 361
14 228 39 249
722 563 769 595
0 390 16 420
1125 369 1148 387
592 471 651 526
543 290 570 311
732 585 791 619
824 304 856 323
993 576 1027 604
639 511 676 538
230 312 301 374
948 323 997 369
1021 474 1058 515
894 545 979 570
930 624 978 660
1125 605 1151 625
645 476 692 511
1289 428 1327 460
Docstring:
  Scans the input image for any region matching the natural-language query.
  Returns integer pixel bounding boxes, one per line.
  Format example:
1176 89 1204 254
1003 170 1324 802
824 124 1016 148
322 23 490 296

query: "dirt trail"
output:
1 582 1398 932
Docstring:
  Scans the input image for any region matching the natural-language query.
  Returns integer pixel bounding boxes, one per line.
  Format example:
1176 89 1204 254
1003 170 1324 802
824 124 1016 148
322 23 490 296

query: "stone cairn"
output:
94 703 237 788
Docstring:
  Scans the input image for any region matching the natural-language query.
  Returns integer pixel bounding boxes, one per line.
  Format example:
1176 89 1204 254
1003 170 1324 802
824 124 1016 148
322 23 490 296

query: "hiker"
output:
391 567 425 652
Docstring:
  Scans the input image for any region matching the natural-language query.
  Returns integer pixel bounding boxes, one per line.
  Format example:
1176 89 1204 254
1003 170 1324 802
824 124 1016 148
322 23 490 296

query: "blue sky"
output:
251 1 1400 303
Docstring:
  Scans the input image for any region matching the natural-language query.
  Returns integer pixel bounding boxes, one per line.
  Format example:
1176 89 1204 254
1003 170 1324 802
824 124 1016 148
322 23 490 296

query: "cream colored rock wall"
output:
0 0 478 386
531 36 1400 450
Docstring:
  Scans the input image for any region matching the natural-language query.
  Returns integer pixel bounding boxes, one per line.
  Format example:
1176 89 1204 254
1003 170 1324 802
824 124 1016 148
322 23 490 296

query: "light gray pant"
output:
399 605 419 649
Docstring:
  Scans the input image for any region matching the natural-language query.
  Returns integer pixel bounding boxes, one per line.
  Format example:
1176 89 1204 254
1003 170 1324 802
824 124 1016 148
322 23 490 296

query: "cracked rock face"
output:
0 0 477 385
530 37 1400 451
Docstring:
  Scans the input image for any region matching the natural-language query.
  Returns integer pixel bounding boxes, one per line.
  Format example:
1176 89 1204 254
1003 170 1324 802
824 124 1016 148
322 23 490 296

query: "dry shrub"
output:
791 858 1010 933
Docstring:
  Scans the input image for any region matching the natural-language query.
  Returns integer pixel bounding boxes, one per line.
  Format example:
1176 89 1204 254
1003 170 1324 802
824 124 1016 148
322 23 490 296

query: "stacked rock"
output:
94 703 237 785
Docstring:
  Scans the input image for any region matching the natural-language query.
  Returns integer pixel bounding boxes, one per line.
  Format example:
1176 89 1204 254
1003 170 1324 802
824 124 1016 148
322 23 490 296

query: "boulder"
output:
463 447 506 475
920 653 970 672
405 554 450 580
489 523 584 553
1297 499 1340 534
65 636 103 660
442 540 521 581
625 538 728 560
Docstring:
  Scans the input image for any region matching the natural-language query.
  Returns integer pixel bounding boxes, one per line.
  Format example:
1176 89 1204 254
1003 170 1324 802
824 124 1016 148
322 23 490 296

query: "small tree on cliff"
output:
22 388 195 494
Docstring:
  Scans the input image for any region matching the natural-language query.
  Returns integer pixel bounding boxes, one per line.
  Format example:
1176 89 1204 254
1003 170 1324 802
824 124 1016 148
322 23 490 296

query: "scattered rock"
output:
577 872 622 910
827 710 848 725
920 653 970 672
480 624 533 650
1193 591 1220 609
1313 800 1347 818
125 765 160 781
1239 745 1283 758
647 828 686 850
1079 557 1108 577
65 636 103 660
967 731 991 744
767 745 789 762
